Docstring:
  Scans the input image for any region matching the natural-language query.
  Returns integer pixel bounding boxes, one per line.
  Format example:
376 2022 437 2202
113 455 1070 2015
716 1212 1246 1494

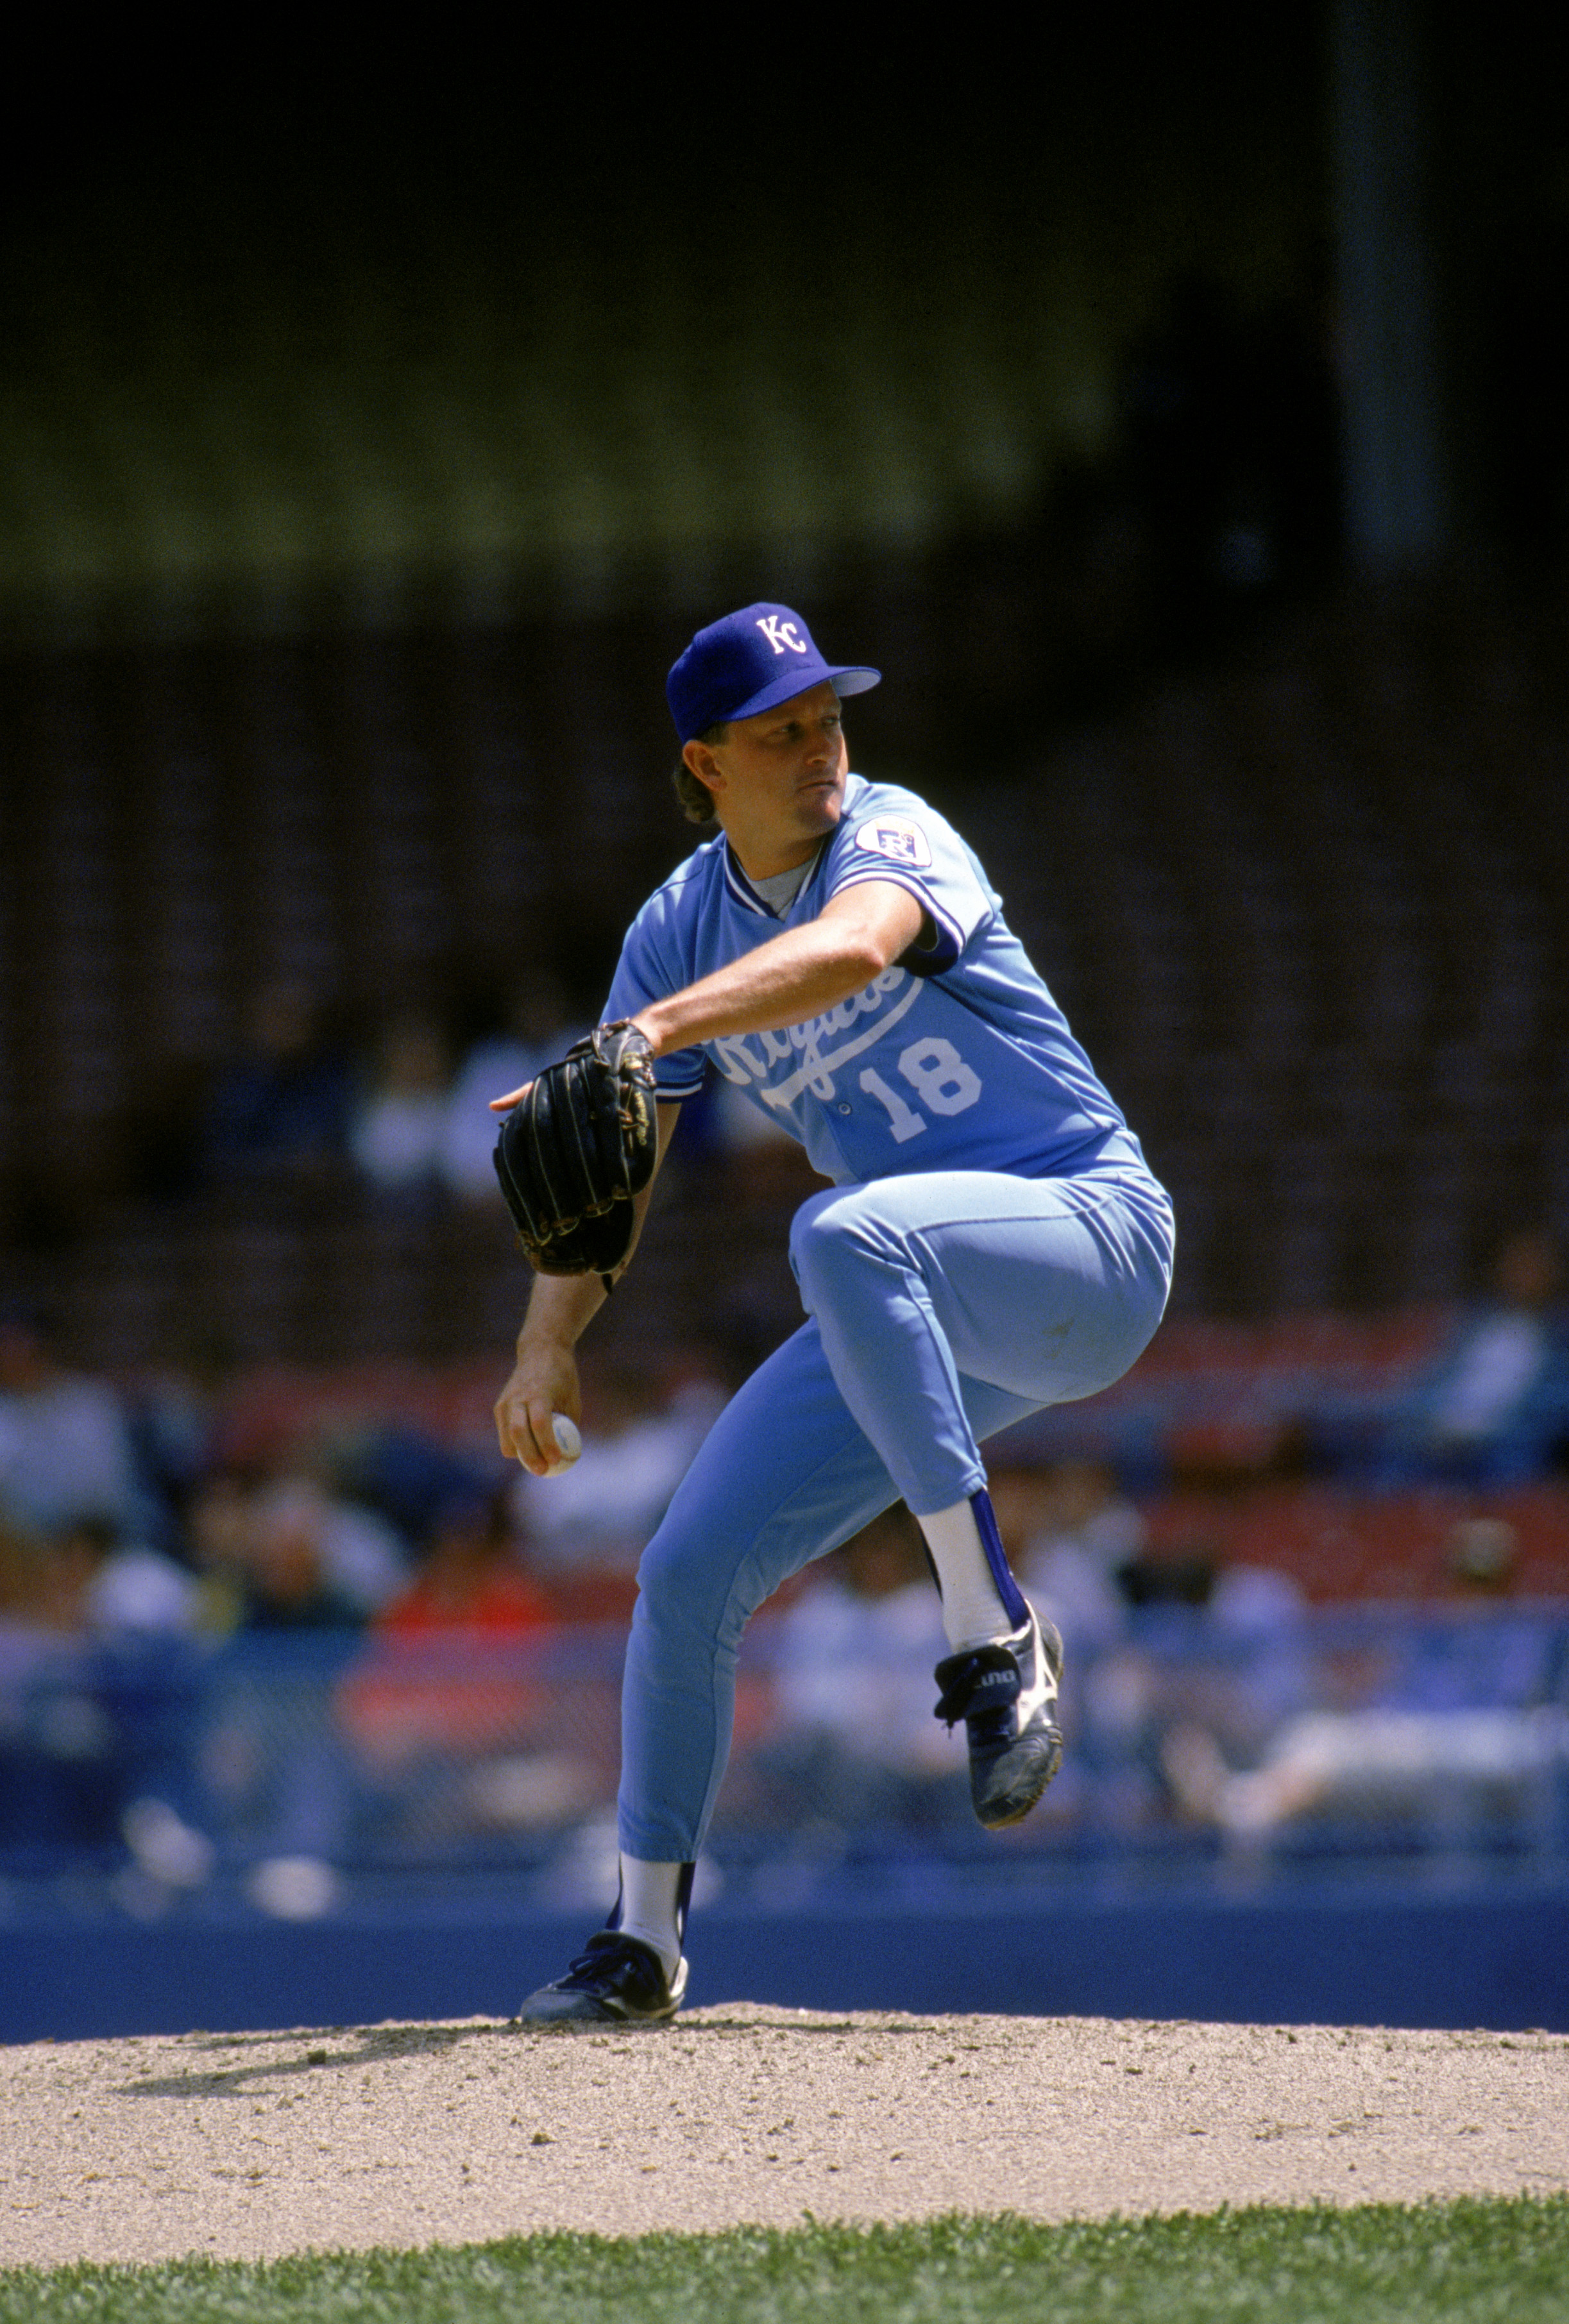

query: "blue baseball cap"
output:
667 603 881 743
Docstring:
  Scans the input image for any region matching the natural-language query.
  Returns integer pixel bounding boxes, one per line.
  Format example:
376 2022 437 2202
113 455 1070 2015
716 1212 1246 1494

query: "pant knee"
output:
636 1526 709 1610
786 1193 833 1284
634 1523 763 1659
788 1191 886 1305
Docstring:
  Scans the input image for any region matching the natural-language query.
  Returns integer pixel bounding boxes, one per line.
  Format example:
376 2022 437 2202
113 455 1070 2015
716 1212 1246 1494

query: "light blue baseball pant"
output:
618 1134 1175 1862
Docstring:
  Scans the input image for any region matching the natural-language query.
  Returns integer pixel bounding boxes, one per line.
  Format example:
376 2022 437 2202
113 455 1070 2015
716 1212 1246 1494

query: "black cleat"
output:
933 1606 1064 1830
516 1932 688 2027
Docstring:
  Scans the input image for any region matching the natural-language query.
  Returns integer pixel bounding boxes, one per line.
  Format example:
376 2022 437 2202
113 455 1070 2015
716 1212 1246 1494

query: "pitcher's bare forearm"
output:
519 1268 607 1356
633 882 924 1057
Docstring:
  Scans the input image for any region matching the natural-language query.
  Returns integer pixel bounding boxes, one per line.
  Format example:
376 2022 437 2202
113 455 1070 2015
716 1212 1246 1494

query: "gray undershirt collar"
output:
749 854 818 915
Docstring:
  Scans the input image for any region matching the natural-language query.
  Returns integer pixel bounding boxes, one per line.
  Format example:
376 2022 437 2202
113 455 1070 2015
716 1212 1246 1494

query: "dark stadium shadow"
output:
114 2007 962 2096
113 2017 518 2099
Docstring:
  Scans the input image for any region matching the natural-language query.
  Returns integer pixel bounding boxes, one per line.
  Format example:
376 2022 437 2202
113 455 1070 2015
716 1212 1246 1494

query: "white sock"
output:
919 1498 1017 1653
615 1856 684 1976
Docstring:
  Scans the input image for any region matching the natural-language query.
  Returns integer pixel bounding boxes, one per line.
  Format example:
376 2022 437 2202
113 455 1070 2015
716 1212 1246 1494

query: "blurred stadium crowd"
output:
4 1249 1568 1921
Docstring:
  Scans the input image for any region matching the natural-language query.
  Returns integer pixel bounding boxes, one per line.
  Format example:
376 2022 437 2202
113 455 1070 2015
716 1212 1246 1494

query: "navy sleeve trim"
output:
829 864 967 972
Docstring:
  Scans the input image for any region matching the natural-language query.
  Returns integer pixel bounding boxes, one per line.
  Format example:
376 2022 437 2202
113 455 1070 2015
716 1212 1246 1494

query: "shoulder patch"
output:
851 814 933 871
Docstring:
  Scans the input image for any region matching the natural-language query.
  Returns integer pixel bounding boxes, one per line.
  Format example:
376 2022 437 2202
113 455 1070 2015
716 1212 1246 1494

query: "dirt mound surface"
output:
3 2007 1566 2269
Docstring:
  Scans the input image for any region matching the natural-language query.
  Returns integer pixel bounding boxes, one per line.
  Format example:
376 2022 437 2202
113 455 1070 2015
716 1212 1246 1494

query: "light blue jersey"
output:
605 773 1126 1184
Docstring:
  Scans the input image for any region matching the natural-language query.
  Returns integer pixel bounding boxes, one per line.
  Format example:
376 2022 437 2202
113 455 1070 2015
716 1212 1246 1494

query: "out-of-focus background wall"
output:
3 4 1569 2035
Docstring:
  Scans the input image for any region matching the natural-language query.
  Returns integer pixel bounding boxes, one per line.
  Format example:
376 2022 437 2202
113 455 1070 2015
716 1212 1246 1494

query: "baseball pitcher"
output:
492 603 1175 2023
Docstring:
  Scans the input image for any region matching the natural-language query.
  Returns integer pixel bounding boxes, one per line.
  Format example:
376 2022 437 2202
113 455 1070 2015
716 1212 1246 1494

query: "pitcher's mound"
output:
3 2007 1565 2271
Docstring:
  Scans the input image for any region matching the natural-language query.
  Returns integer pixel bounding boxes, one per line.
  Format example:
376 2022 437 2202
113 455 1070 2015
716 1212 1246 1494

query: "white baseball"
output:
547 1413 581 1469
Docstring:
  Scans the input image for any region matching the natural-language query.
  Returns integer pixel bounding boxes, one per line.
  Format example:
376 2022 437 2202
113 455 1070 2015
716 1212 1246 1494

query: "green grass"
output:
4 2200 1567 2323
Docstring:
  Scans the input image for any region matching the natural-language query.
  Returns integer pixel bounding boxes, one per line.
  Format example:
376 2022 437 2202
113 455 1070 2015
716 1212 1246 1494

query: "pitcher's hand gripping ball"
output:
493 1021 657 1290
513 1414 581 1476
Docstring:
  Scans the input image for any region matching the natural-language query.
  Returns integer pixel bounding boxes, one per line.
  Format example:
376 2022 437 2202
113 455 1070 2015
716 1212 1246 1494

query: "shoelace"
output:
557 1935 649 1990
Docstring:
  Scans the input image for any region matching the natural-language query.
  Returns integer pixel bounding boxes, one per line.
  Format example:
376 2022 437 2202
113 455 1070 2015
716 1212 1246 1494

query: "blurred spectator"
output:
184 1470 258 1635
512 1360 725 1570
376 1487 556 1644
321 1419 491 1552
0 1507 210 1881
441 971 584 1202
740 1506 962 1833
0 1506 37 1625
199 979 350 1184
1361 1230 1569 1487
350 1006 454 1202
1392 1519 1554 1712
0 1508 110 1855
122 1339 233 1559
65 1515 201 1639
0 1301 146 1540
241 1494 370 1633
996 1460 1144 1653
249 1466 409 1619
1166 1519 1559 1849
0 1510 194 1644
340 1488 554 1765
1076 1548 1310 1833
1 1512 94 1636
339 1488 598 1836
178 1458 415 1909
1447 1515 1523 1594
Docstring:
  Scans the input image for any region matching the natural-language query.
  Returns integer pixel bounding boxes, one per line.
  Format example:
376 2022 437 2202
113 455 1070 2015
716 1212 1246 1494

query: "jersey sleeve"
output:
602 909 709 1102
823 788 993 973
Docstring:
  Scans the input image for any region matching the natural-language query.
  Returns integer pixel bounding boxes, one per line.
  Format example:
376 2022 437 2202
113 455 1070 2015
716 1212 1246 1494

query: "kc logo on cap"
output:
667 602 881 743
755 614 810 657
